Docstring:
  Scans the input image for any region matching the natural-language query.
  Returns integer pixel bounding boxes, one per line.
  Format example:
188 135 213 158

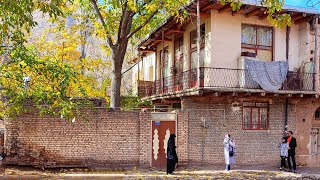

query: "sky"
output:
285 0 320 11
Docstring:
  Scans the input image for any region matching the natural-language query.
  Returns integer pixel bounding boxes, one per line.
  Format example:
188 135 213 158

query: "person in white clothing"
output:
224 134 235 171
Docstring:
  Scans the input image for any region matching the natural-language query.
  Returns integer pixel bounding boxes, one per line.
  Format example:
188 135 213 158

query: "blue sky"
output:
285 0 320 11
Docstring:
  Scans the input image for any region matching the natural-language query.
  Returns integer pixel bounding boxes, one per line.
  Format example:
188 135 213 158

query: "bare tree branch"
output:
126 10 158 40
90 0 115 49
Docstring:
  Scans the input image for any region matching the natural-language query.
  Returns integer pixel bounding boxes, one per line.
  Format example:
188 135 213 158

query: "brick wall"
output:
4 109 148 168
176 111 189 165
3 109 190 168
182 96 296 166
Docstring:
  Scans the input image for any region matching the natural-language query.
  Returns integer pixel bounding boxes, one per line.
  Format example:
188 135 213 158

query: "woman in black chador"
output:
167 134 178 174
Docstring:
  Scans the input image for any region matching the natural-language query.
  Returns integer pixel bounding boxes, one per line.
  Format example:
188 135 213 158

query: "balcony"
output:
138 67 316 99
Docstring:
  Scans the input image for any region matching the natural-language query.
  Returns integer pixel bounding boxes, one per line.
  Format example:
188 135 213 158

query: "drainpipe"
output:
284 98 288 131
314 17 319 93
196 0 201 89
284 26 290 132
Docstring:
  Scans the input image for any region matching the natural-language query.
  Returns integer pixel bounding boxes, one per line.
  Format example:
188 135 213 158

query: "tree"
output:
82 0 188 109
0 0 68 49
0 0 111 119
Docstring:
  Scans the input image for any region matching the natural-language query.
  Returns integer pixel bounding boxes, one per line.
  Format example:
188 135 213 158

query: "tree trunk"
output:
110 41 128 109
110 59 122 109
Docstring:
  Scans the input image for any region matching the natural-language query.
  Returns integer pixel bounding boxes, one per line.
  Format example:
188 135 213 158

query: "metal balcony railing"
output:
138 67 315 98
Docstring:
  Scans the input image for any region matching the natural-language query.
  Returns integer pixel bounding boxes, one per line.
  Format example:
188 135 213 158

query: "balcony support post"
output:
314 17 319 94
197 0 201 89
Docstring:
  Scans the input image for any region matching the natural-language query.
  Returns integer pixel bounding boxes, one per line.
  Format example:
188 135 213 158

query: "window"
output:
315 107 320 120
190 24 205 70
241 24 273 61
174 35 184 89
243 102 268 130
160 47 169 88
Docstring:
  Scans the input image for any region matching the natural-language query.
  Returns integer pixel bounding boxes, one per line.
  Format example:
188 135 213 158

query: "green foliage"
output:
0 0 69 47
120 96 152 110
0 45 87 118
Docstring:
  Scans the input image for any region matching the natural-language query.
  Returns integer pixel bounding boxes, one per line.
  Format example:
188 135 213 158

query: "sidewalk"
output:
0 164 319 179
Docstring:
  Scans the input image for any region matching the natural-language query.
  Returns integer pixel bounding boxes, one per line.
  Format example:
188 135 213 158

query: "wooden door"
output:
151 120 176 169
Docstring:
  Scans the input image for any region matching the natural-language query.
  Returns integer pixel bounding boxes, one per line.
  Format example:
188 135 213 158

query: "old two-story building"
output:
132 0 320 168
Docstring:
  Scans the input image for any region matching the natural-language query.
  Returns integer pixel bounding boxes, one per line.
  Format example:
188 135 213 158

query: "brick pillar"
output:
138 112 152 167
177 111 189 166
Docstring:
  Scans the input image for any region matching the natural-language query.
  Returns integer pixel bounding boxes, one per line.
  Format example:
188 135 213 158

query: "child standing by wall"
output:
279 137 288 171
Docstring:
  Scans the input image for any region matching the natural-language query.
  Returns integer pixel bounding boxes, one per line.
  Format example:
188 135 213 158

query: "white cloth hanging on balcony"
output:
244 58 288 92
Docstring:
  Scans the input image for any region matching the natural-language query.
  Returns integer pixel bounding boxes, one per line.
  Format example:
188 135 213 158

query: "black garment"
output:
167 159 175 174
288 136 297 170
288 137 297 156
287 153 296 171
280 156 287 169
167 134 178 174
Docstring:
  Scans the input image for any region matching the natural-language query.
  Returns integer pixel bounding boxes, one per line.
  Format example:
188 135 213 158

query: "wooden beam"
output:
245 8 265 18
259 13 268 20
138 48 156 52
154 38 172 42
202 4 216 12
165 29 184 35
218 4 231 14
189 12 210 17
291 13 307 21
294 16 312 25
245 92 251 96
232 5 248 16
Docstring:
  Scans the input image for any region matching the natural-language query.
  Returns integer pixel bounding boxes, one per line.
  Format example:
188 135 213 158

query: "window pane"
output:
190 31 197 49
242 24 256 45
256 103 268 107
190 49 205 69
243 102 255 107
260 108 268 129
258 27 272 46
175 36 184 57
201 25 205 44
257 49 272 62
243 107 251 129
190 25 205 50
252 108 259 129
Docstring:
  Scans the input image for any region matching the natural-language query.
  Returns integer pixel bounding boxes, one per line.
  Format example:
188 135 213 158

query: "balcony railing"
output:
138 67 315 98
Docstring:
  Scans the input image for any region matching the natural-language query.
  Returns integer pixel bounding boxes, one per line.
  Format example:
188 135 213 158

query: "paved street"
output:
0 165 319 179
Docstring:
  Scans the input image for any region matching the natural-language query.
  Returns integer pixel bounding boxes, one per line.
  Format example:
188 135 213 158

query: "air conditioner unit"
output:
238 56 260 89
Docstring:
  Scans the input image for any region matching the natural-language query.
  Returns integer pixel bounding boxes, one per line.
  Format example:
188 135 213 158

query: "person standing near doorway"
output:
287 131 297 173
167 134 178 175
224 134 235 171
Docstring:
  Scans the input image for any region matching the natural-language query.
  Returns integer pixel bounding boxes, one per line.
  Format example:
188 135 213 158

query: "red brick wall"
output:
182 96 296 166
177 111 189 165
3 109 190 168
4 109 145 168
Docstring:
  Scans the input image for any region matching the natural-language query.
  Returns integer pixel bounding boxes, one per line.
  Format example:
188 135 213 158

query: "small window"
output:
241 24 273 61
243 102 269 130
315 108 320 120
